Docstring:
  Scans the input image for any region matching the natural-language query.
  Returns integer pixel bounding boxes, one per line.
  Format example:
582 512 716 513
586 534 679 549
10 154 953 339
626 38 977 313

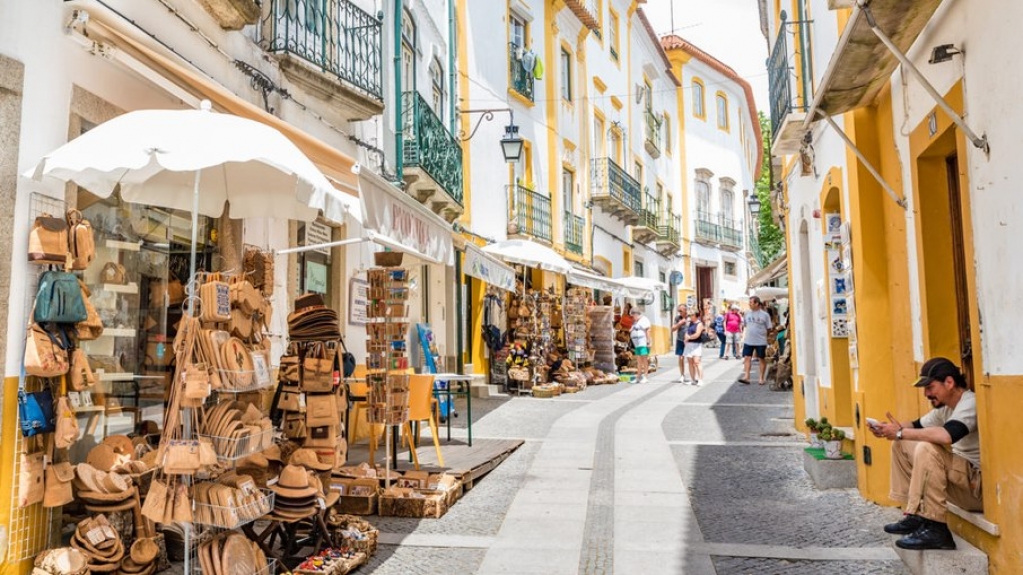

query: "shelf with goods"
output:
563 288 591 365
588 305 616 374
364 266 411 428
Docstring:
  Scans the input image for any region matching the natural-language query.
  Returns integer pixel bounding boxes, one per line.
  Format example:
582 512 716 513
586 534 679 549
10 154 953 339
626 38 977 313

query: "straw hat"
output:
86 444 124 473
269 465 318 499
262 443 284 462
35 547 88 575
102 435 135 458
289 448 332 472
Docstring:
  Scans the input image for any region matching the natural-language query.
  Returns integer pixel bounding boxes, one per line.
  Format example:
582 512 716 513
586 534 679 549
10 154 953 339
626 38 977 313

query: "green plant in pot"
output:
805 418 821 446
822 427 846 459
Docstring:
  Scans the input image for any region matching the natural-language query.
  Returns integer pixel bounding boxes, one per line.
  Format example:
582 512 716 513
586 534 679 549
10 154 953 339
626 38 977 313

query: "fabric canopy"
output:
360 169 454 266
464 243 517 291
613 276 667 300
568 269 628 295
481 239 573 275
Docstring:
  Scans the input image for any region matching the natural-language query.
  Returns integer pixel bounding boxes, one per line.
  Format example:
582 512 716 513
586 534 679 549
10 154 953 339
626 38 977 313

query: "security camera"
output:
351 163 362 175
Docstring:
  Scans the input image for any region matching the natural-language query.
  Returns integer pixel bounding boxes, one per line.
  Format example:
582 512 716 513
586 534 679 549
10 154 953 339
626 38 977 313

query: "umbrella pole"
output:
183 169 201 575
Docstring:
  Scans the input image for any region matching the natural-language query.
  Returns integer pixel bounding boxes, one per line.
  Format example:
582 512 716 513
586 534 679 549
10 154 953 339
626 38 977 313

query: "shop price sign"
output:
349 278 369 325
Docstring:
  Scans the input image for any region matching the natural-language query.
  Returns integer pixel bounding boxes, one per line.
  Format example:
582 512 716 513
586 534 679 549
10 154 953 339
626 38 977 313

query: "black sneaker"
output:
895 519 956 550
883 514 924 535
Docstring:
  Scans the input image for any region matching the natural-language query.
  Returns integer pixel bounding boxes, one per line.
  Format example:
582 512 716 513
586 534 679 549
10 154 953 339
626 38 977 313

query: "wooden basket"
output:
378 488 448 518
334 479 380 516
328 514 379 557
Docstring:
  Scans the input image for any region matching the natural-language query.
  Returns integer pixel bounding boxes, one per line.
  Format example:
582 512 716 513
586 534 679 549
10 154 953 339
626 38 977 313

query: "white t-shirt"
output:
630 316 651 348
919 390 980 466
743 310 773 345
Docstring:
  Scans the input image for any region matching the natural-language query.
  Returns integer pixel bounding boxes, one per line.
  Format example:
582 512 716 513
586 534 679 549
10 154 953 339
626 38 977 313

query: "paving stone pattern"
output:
362 545 487 575
712 557 909 575
578 383 675 575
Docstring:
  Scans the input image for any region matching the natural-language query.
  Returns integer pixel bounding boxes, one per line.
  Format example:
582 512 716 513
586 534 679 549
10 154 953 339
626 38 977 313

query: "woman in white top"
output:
682 311 705 385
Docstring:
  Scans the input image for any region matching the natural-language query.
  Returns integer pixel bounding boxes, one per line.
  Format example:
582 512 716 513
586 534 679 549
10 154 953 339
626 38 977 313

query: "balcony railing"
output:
748 228 767 270
509 185 552 243
509 43 535 102
264 0 383 100
638 191 660 230
644 111 663 157
657 213 681 247
768 17 807 140
694 209 743 250
564 212 585 255
590 158 642 214
402 92 464 205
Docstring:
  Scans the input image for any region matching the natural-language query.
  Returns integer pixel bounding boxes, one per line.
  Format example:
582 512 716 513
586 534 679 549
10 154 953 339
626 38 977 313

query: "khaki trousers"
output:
890 440 983 522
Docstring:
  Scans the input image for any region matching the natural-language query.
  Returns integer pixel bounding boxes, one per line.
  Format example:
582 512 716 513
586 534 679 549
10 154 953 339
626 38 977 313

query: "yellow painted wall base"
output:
1 375 46 575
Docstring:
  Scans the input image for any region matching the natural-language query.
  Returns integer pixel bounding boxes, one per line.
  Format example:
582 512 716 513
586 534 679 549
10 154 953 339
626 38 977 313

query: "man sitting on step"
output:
869 357 983 550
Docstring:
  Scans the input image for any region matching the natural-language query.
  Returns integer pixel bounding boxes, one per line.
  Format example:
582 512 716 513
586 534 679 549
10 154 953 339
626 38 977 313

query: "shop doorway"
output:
696 266 714 315
916 132 977 387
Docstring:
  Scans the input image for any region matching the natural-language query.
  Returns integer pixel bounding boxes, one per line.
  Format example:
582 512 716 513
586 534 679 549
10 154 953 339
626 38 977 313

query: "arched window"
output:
692 78 706 119
695 172 711 216
429 58 444 119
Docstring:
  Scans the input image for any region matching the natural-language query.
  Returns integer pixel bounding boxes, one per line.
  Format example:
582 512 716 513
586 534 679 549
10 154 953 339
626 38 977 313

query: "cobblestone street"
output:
363 355 909 574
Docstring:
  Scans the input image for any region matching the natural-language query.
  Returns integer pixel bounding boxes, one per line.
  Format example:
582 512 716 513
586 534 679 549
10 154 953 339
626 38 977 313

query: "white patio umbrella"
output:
481 239 573 275
26 101 354 285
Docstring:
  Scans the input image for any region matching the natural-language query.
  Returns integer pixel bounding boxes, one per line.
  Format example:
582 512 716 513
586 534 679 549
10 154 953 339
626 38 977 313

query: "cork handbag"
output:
28 214 70 266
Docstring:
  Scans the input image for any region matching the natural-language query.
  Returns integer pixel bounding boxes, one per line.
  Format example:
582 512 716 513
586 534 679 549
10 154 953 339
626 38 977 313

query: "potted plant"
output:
805 418 820 446
821 427 846 459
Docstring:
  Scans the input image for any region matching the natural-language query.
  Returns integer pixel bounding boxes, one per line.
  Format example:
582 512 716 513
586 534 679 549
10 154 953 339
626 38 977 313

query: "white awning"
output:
359 169 453 266
481 239 573 275
748 254 788 288
613 276 667 300
568 269 627 295
464 243 517 291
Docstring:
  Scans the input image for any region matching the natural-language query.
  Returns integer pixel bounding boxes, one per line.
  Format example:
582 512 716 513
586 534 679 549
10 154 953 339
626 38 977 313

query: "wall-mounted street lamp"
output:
460 107 524 163
748 194 762 219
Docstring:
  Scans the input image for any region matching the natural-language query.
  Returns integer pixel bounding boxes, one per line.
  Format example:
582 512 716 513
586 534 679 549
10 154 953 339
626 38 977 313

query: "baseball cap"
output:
914 357 960 387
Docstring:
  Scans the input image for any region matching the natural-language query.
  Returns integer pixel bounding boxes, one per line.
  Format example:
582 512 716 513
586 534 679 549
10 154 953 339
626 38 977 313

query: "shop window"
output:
77 187 216 443
692 78 706 119
561 48 573 101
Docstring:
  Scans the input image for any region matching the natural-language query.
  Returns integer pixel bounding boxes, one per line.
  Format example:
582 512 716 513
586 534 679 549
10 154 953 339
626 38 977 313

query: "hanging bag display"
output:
25 323 70 378
34 271 88 324
43 430 75 509
66 209 95 271
69 349 97 390
18 450 45 507
74 280 104 340
301 342 336 392
99 262 128 285
339 336 357 378
28 214 70 266
54 394 80 449
200 273 231 323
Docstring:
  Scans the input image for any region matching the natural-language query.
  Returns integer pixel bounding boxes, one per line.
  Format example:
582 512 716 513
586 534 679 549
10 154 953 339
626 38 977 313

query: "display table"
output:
431 373 473 446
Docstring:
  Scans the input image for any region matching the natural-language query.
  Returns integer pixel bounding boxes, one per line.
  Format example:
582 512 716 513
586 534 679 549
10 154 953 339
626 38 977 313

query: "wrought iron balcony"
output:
402 92 464 222
564 212 585 255
633 190 660 244
768 15 809 154
694 210 744 250
656 213 681 255
590 158 641 225
509 43 535 103
747 228 767 271
508 185 552 243
263 0 384 118
643 111 663 158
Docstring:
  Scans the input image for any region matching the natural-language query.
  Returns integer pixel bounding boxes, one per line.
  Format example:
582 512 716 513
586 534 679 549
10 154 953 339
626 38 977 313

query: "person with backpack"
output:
682 310 705 385
713 306 727 359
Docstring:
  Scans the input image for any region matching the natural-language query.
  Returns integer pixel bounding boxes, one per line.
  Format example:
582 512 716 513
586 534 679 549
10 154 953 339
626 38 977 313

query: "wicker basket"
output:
328 514 379 557
378 488 448 518
374 252 404 267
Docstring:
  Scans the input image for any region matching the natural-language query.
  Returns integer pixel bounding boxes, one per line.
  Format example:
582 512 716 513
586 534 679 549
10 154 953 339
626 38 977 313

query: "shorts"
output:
675 340 685 355
634 346 650 357
683 342 703 358
743 344 767 359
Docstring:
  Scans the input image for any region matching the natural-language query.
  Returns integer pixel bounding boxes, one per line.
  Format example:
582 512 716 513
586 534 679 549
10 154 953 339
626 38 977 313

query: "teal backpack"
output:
34 270 87 324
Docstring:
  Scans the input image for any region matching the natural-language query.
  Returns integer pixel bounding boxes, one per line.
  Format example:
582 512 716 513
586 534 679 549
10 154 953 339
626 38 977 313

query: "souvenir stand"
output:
505 285 559 395
19 105 372 575
552 288 590 393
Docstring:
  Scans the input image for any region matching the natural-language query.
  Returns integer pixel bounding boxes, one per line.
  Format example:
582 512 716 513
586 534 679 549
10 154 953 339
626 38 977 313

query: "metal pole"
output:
822 114 907 209
394 0 404 180
859 2 988 154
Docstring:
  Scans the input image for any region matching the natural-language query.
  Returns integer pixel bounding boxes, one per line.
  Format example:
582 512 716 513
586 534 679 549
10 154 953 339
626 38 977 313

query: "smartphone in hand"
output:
866 417 882 429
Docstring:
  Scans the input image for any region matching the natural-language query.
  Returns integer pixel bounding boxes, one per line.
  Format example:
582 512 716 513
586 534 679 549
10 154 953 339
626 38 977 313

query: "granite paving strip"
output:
475 379 664 575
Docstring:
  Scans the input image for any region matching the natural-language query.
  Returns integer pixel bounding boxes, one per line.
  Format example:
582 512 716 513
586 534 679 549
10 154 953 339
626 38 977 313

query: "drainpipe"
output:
394 0 404 181
448 0 456 134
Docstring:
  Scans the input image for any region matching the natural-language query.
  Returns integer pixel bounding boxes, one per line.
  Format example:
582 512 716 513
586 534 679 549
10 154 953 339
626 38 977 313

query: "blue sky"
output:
642 0 769 112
